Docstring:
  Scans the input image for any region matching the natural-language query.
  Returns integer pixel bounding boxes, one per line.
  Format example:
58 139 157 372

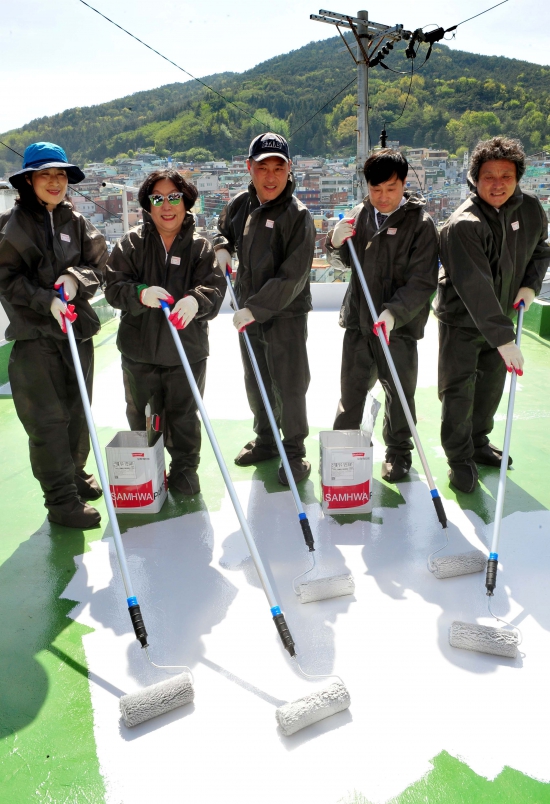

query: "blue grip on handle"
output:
338 212 344 219
160 299 170 310
56 284 68 303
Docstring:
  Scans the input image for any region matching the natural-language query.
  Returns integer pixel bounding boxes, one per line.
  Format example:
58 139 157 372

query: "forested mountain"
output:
1 34 549 173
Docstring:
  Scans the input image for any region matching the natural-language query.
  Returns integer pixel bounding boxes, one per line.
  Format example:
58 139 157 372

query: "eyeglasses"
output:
148 192 184 206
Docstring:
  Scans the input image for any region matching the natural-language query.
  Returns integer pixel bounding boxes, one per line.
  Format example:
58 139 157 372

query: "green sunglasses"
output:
148 192 184 206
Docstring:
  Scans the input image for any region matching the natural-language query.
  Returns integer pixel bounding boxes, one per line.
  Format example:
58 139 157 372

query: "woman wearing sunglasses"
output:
105 169 225 495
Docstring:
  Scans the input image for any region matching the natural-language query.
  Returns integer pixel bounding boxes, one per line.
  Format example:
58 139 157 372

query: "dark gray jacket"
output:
213 175 315 322
0 202 107 342
105 211 225 366
434 185 550 348
327 194 439 339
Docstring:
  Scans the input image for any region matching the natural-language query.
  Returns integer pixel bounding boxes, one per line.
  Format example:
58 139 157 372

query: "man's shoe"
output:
473 443 513 468
381 452 411 483
168 468 200 496
75 471 103 501
47 498 101 529
235 440 279 467
448 459 479 494
278 458 311 486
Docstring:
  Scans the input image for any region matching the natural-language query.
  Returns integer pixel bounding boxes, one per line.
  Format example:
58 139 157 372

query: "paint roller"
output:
161 300 351 733
224 269 354 604
449 303 525 658
345 222 486 577
55 286 194 727
344 228 448 532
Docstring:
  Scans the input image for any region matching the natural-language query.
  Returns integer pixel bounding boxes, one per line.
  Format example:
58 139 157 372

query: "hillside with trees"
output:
1 34 549 173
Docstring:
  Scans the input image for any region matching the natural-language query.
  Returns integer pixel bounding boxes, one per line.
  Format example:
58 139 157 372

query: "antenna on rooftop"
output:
311 9 410 199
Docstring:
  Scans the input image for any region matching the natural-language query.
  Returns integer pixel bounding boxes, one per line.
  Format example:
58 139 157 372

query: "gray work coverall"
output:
105 212 225 472
327 194 439 457
214 176 316 460
0 202 107 506
434 184 550 462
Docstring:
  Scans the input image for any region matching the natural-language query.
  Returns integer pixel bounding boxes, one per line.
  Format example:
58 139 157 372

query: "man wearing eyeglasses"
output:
105 170 226 496
213 133 316 485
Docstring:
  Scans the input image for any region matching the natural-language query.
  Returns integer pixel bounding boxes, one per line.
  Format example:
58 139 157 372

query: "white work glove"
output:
54 273 78 301
233 307 255 332
513 287 536 312
373 309 395 344
331 218 356 248
168 295 199 330
50 297 68 330
50 296 77 332
140 286 174 308
215 248 232 273
497 342 524 375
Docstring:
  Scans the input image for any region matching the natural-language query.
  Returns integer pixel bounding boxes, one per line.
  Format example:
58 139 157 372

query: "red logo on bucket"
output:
111 480 155 507
352 452 365 457
131 452 145 457
322 480 370 509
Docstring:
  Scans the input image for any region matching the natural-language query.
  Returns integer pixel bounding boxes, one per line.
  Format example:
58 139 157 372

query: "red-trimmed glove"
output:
54 273 78 301
372 310 394 345
331 217 356 248
513 287 535 312
50 297 78 332
215 248 232 274
140 286 174 308
497 342 524 375
233 308 255 333
168 296 199 330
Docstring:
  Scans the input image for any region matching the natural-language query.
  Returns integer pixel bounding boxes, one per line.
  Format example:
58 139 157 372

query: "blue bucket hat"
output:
9 142 85 189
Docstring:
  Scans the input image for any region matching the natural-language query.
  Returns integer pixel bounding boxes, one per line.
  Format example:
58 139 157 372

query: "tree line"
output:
1 36 549 175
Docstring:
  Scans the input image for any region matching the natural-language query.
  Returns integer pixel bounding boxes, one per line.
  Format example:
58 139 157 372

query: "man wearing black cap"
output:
214 133 315 484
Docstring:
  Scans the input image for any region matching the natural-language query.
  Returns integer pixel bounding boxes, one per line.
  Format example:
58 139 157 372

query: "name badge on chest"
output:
60 233 71 242
387 228 397 236
171 256 181 265
511 221 519 231
265 219 274 229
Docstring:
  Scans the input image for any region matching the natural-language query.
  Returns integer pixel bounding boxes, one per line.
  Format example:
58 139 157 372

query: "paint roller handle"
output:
485 557 498 597
299 516 315 552
272 609 296 657
431 492 448 530
128 599 149 647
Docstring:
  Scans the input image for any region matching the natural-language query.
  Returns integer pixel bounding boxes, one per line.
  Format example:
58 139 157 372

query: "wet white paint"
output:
62 483 550 803
63 310 550 803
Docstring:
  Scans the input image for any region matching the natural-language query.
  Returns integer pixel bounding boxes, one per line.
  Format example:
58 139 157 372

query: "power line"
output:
76 0 271 129
393 60 414 122
76 0 361 155
74 0 360 164
451 0 510 30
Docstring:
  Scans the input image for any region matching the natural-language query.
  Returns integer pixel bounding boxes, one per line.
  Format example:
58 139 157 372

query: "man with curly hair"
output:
434 136 550 493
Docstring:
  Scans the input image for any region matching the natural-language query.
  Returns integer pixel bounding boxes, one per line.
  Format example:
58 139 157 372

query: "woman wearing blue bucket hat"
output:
0 142 108 528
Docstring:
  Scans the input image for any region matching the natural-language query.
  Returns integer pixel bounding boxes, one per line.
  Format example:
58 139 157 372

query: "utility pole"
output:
356 10 369 200
311 9 408 201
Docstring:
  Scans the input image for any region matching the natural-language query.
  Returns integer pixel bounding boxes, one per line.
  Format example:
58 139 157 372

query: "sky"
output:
1 0 549 135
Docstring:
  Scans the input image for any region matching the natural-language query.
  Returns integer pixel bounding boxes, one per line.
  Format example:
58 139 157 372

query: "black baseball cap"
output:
248 132 290 163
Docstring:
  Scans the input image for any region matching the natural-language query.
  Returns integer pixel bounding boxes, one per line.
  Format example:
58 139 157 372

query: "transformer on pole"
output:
310 8 409 200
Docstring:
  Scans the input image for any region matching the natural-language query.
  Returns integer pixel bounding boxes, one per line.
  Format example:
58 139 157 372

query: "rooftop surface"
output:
1 306 549 803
